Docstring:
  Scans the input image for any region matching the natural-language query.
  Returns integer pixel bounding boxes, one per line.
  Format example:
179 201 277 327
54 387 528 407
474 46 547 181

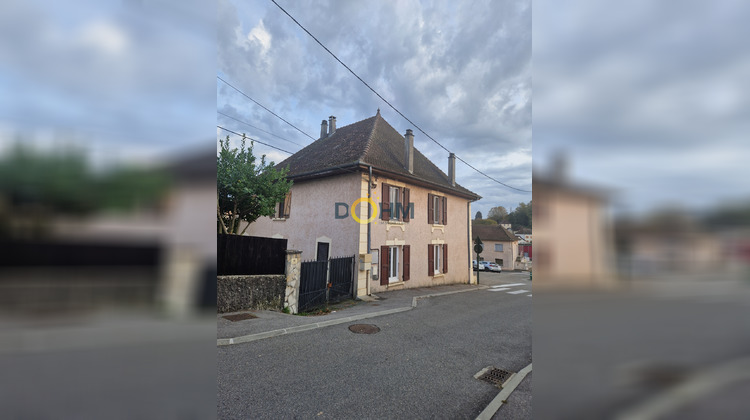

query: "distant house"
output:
614 216 722 274
247 112 481 297
472 224 519 271
533 161 615 288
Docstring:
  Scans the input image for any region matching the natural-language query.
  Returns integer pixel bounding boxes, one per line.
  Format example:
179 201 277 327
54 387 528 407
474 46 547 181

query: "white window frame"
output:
495 243 503 252
390 186 401 221
433 244 442 274
433 195 441 224
389 246 399 282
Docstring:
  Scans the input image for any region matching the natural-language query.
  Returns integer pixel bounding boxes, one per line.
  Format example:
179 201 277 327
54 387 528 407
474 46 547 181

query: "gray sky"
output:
217 0 532 217
533 0 750 216
0 0 215 166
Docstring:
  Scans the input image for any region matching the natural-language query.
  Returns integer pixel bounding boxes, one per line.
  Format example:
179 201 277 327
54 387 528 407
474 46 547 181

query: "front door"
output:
316 242 329 261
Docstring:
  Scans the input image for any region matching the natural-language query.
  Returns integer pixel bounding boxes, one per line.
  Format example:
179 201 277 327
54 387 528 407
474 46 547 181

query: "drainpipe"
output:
367 165 372 296
467 201 473 285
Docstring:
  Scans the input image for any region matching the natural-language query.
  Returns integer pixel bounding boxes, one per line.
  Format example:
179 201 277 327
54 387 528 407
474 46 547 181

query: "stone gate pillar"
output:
284 250 302 314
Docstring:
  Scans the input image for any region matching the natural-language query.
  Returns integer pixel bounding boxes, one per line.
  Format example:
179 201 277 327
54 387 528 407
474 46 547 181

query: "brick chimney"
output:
404 129 414 173
328 116 336 136
448 153 456 186
320 119 328 139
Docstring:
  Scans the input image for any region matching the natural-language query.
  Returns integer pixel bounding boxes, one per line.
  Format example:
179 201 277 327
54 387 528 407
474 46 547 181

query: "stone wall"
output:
217 274 285 313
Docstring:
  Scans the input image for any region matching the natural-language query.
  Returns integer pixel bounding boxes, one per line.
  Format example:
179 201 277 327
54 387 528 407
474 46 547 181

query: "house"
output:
614 214 722 275
471 223 519 271
532 158 615 288
247 111 481 297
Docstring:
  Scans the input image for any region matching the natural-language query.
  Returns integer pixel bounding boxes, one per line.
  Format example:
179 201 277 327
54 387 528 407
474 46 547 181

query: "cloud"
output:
218 0 532 210
533 0 750 213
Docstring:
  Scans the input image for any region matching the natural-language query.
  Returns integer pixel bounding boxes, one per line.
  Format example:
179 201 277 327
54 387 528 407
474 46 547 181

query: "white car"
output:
482 262 502 272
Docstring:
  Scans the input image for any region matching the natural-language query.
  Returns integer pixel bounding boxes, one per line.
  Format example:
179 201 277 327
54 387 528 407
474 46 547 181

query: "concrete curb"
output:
218 285 488 346
475 362 532 420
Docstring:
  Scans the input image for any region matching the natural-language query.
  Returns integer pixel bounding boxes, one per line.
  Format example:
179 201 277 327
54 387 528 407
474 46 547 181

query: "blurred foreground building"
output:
533 160 616 288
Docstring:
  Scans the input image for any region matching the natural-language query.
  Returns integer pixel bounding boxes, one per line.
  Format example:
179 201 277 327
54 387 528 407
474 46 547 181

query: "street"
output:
533 270 750 419
217 272 532 419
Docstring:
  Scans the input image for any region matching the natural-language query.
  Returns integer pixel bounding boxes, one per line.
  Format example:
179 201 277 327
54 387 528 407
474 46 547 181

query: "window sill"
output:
387 220 405 225
386 280 405 288
431 273 445 278
271 218 287 221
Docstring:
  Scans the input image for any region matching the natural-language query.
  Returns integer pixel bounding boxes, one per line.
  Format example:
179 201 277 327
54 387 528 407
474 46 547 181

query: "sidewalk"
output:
217 283 487 344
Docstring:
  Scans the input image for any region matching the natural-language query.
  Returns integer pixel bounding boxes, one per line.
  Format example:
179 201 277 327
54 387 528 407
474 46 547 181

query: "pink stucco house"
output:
247 111 481 298
471 223 520 271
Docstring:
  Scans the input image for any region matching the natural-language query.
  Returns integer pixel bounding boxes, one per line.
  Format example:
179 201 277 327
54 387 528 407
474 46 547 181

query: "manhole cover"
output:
475 366 514 388
348 324 380 334
222 313 257 322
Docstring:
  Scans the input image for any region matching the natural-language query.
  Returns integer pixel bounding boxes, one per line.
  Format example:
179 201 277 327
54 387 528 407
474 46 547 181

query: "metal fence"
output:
298 255 355 312
217 234 287 275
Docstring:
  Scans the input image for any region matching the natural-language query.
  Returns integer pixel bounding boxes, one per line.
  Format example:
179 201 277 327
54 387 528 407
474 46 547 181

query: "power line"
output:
217 111 305 148
217 126 294 155
217 75 316 141
269 0 531 194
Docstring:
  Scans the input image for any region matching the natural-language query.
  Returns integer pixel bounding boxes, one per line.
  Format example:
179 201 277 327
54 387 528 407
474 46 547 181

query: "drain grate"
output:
222 313 257 322
348 324 380 334
475 366 514 388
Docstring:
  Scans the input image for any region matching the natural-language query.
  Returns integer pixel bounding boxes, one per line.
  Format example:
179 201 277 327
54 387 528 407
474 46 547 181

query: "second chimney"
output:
404 129 414 174
448 153 456 186
328 116 336 136
320 119 328 139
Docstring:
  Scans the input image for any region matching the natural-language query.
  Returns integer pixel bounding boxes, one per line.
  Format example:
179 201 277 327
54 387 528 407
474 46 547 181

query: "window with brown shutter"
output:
381 183 390 221
427 244 434 276
403 188 410 222
380 245 389 285
443 243 448 273
442 196 447 225
403 245 410 281
427 193 434 224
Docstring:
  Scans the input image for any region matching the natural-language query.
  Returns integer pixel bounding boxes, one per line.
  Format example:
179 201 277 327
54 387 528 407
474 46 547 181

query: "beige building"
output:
533 169 615 288
471 224 519 271
247 112 481 297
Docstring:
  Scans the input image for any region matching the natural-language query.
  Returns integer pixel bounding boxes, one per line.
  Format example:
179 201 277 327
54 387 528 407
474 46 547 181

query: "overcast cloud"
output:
0 0 215 165
218 0 532 216
533 0 750 215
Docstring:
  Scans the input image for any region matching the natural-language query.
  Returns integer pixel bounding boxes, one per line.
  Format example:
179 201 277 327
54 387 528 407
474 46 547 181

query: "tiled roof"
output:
472 224 518 242
276 112 479 199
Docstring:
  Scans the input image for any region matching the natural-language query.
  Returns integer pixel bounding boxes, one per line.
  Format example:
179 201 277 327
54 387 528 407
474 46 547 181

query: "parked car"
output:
473 260 481 271
482 262 502 272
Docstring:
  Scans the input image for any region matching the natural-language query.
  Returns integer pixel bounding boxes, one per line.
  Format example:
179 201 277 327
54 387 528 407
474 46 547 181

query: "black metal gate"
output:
299 255 355 312
329 255 355 303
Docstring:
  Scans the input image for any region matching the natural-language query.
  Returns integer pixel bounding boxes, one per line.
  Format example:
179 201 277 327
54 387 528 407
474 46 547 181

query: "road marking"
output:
507 290 529 294
491 283 526 288
527 294 532 297
475 363 532 420
488 288 511 292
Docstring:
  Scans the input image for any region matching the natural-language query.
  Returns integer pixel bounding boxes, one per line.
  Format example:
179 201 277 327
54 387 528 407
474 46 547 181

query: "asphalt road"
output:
533 271 750 419
218 272 532 419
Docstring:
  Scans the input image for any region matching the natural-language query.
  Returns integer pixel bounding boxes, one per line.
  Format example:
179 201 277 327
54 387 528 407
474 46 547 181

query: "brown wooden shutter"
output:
380 245 389 285
283 191 292 218
442 196 447 225
443 243 448 273
428 244 434 276
403 245 410 281
427 193 434 224
403 188 410 222
381 183 390 221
